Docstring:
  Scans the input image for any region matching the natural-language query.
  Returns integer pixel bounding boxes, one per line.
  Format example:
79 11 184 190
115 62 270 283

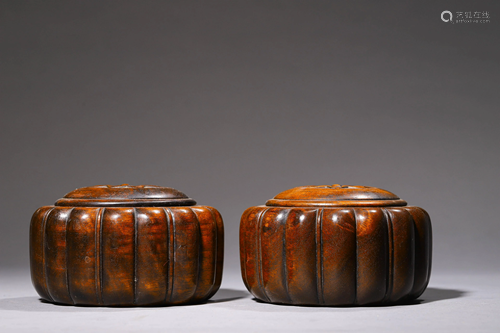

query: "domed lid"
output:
266 185 407 207
55 184 196 207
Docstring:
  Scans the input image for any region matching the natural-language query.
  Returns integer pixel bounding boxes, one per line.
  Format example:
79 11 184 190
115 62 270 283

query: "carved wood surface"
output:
240 185 432 306
30 205 224 306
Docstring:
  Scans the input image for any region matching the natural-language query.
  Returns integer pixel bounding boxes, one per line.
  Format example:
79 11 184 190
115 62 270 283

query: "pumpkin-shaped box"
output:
240 185 431 306
30 185 224 306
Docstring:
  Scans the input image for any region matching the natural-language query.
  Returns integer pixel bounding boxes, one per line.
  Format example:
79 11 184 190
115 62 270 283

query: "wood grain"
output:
30 185 223 306
240 185 432 306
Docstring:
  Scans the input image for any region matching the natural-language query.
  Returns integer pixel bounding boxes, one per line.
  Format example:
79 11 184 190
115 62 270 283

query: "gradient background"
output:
1 0 499 284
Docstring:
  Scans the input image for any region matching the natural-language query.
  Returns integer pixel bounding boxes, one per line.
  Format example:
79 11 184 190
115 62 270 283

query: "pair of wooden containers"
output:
30 184 432 307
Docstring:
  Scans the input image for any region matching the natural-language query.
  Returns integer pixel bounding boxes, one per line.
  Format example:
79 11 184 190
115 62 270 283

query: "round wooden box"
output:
240 185 432 306
30 185 224 306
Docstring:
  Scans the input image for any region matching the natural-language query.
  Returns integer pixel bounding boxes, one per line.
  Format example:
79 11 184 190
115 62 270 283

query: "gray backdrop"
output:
1 0 499 281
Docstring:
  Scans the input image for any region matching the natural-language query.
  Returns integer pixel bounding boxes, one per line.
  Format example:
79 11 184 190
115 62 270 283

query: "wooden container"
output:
240 185 432 306
30 185 224 306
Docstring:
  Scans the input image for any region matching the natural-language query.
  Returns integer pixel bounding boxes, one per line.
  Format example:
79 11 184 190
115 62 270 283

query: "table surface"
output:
1 269 498 332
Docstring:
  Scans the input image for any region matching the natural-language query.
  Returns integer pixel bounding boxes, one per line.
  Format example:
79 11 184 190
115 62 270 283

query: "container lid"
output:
265 185 407 207
55 184 197 207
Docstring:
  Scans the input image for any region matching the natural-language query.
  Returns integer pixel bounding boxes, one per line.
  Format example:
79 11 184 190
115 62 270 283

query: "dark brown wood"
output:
240 184 432 306
54 184 197 207
30 185 224 306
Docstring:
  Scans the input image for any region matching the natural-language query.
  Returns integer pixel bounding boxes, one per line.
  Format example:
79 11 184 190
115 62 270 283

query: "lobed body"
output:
240 205 431 306
30 205 224 306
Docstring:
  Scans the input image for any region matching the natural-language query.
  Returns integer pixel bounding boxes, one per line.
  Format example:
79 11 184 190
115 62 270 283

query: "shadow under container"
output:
240 185 432 306
30 185 224 306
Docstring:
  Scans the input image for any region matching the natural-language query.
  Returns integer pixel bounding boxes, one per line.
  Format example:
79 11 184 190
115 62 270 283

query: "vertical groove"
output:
382 209 394 302
424 209 433 290
407 208 418 296
171 209 176 303
162 208 170 303
95 207 104 305
65 208 75 304
100 208 104 304
405 207 422 298
281 210 292 304
205 207 219 297
240 212 247 289
133 208 138 305
319 209 324 304
256 208 270 302
352 208 358 305
164 208 175 303
315 209 324 305
190 208 203 301
42 208 55 302
211 208 218 286
44 209 56 302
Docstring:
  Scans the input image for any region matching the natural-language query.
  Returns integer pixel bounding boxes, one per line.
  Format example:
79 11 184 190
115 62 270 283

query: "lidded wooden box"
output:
240 185 432 306
30 185 224 306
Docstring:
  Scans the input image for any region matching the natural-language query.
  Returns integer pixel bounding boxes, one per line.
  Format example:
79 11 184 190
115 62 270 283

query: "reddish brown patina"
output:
30 185 224 306
240 185 432 306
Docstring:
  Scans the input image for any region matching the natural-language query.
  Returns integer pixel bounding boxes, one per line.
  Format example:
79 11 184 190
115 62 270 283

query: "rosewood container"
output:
30 185 224 306
240 185 432 306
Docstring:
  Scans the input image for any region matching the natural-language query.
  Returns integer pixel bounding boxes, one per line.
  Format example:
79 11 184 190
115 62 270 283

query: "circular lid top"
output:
265 185 407 207
55 184 196 207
